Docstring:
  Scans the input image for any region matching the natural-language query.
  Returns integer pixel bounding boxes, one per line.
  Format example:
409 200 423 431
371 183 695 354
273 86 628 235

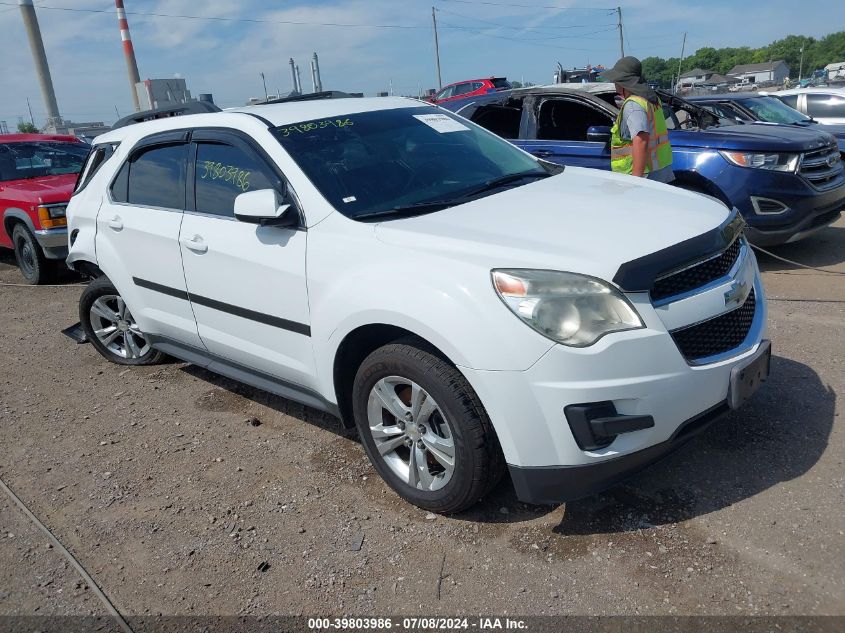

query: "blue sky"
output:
1 0 843 127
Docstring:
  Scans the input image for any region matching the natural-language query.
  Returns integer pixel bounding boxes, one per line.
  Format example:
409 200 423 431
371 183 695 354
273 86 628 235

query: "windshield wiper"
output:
353 200 455 221
458 171 550 198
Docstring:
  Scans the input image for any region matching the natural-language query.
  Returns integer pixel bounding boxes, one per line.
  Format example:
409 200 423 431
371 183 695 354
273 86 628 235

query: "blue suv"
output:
440 84 845 246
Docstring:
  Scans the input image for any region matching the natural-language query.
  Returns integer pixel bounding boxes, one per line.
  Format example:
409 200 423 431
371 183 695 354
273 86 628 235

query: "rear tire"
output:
79 276 165 366
12 224 55 285
352 340 505 513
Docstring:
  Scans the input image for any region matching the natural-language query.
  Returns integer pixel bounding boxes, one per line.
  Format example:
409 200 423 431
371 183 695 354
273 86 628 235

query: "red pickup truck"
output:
1 134 89 283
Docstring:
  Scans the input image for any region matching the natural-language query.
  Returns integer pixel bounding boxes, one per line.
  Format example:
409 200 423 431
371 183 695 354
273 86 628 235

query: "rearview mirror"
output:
234 188 298 228
586 126 611 144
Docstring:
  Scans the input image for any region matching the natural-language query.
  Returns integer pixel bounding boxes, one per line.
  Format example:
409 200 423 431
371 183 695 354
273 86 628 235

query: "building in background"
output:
728 61 789 85
135 78 196 110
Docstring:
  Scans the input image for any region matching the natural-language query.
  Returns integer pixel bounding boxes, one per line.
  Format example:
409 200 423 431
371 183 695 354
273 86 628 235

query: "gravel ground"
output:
0 219 843 619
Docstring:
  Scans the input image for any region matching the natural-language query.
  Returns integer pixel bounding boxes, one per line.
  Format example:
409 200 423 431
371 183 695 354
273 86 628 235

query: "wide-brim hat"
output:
601 56 658 102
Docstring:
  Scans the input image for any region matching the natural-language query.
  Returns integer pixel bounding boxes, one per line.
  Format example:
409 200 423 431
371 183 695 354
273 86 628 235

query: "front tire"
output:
12 224 55 285
352 340 505 513
79 277 164 366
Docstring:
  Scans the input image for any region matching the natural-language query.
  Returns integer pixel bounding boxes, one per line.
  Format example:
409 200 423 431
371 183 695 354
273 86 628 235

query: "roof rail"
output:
260 91 363 105
111 101 222 129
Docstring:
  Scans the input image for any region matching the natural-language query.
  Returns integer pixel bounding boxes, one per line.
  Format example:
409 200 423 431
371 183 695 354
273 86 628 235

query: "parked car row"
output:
439 83 845 247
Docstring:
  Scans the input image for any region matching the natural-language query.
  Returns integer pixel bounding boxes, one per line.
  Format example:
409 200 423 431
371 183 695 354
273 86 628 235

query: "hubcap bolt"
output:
397 421 406 430
404 412 413 421
418 425 426 434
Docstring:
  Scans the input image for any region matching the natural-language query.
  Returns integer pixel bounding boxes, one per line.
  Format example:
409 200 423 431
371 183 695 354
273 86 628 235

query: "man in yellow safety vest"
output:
601 56 674 182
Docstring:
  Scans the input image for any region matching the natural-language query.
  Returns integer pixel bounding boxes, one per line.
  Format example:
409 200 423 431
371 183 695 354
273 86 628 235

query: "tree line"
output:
641 31 845 87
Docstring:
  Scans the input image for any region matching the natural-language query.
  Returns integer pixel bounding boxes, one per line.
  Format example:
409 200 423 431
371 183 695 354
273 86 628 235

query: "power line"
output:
435 0 614 11
0 2 428 29
438 21 612 51
435 7 616 31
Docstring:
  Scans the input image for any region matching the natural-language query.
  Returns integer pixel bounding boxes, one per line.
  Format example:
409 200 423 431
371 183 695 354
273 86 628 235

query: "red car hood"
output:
0 174 76 206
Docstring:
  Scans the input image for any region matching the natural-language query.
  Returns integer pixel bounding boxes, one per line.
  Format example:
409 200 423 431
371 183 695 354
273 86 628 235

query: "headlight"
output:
37 204 67 229
719 151 799 172
492 269 643 347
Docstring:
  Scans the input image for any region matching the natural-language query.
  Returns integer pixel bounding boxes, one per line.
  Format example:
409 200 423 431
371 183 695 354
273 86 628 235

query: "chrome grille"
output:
800 143 844 190
651 238 743 303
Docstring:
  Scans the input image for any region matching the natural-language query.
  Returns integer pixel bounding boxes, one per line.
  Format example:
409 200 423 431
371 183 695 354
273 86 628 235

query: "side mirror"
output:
234 188 298 228
587 125 611 143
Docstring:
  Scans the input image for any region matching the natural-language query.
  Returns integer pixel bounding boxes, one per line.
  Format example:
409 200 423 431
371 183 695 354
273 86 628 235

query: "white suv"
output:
66 97 770 513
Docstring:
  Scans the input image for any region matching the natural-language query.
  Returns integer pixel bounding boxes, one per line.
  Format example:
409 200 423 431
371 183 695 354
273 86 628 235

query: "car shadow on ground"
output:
0 249 81 284
553 354 834 536
179 355 833 534
752 225 845 272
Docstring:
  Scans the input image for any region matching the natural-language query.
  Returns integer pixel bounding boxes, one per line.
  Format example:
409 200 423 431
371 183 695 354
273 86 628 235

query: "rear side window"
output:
492 78 511 89
194 142 275 217
125 144 188 209
74 144 117 195
806 94 845 118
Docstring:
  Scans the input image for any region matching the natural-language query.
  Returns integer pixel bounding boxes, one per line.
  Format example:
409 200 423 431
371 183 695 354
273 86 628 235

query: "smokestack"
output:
114 0 141 111
295 64 302 94
310 59 318 93
289 58 298 94
312 52 323 92
18 0 61 127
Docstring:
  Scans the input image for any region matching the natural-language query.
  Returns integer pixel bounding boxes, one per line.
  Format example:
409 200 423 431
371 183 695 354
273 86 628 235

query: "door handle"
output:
531 150 553 157
180 235 208 254
107 215 123 230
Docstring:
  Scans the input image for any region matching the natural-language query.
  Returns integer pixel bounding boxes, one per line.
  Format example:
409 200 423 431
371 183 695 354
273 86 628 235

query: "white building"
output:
728 61 789 84
135 78 196 110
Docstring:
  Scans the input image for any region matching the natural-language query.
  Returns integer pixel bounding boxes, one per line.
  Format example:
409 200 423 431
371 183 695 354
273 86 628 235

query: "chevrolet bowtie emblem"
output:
724 280 749 307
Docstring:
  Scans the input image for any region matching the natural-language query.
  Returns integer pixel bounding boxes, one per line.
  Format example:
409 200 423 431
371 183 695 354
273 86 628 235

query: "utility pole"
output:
676 32 687 93
26 97 35 126
798 42 805 81
616 7 624 58
260 72 268 101
432 7 442 89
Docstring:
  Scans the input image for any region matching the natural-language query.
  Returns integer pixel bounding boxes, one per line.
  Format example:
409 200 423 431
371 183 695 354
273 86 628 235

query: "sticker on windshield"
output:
342 196 357 203
413 114 470 133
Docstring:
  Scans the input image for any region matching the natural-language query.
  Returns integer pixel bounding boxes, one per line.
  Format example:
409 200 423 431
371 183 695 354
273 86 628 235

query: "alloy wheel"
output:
89 294 151 359
366 376 456 491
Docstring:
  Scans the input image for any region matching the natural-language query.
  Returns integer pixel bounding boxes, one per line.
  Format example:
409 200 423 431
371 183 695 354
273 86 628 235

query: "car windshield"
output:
737 96 811 124
273 106 548 220
492 78 511 89
0 141 88 181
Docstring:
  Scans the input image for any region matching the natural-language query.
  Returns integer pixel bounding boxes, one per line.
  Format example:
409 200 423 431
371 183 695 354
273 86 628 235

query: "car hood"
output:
670 122 836 152
0 174 76 205
374 167 730 286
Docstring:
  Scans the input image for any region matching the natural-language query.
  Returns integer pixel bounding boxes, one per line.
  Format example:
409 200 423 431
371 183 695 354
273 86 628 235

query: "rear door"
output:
521 94 613 170
178 129 315 389
95 132 203 348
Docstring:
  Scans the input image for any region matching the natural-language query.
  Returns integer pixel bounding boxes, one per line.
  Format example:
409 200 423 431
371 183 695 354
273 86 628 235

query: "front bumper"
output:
728 170 845 246
460 252 767 504
33 227 68 259
509 401 729 504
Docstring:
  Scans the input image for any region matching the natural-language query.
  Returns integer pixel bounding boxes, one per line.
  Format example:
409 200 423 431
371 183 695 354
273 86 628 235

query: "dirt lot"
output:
1 219 843 620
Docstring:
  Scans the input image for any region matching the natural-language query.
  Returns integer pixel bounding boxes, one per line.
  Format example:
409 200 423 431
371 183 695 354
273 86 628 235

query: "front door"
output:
519 96 612 170
95 135 203 348
178 130 315 389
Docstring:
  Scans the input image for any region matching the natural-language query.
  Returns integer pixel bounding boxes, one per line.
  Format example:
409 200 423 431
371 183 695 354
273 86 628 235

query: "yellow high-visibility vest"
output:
610 95 672 175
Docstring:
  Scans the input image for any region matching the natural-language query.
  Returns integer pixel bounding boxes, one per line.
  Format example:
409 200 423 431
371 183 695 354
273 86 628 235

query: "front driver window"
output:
537 99 612 141
194 142 276 217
